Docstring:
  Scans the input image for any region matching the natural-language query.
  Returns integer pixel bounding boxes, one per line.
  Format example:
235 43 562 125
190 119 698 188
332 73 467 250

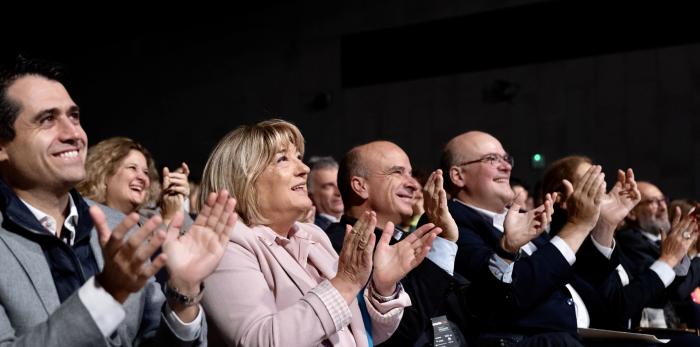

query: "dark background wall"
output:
5 0 700 200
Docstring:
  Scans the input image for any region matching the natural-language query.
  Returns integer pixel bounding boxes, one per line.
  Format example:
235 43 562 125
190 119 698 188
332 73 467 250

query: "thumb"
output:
379 221 394 246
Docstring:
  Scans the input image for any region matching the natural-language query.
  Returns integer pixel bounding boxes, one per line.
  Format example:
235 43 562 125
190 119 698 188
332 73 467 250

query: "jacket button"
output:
567 298 574 305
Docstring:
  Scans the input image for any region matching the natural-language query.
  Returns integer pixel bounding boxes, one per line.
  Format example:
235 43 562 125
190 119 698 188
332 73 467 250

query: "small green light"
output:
533 154 542 162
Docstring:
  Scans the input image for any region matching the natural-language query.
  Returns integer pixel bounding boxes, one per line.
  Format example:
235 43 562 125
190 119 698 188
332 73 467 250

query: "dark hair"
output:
0 56 67 141
337 147 368 210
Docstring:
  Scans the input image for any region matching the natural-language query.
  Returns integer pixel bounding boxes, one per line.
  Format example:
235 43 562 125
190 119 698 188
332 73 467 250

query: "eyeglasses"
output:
456 153 514 168
640 196 668 206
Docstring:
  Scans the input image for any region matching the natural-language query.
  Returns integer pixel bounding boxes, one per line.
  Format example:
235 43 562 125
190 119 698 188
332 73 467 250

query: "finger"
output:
404 223 436 243
206 191 230 230
580 165 602 196
576 165 597 195
411 226 441 249
124 214 163 257
593 174 606 204
131 229 166 272
360 212 377 248
141 253 168 280
89 206 111 248
165 211 184 242
165 186 189 195
379 221 395 246
219 209 239 244
194 192 217 225
671 206 682 229
215 198 237 237
181 162 190 176
162 167 171 189
167 175 189 186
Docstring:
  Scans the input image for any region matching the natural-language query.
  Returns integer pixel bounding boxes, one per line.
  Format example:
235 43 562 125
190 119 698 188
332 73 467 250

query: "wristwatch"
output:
164 282 205 306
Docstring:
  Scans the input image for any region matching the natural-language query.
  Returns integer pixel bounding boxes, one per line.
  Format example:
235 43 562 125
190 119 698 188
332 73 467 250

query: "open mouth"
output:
292 183 306 193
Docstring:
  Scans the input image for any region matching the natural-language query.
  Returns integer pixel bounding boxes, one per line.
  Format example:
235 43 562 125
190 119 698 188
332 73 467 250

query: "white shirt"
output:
19 196 202 340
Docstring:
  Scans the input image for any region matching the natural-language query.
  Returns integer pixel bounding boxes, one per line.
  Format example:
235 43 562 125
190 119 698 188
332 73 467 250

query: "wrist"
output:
659 255 680 268
371 278 396 297
96 272 129 304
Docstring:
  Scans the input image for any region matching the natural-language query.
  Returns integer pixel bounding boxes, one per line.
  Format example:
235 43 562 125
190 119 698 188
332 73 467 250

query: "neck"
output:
15 188 70 227
267 219 295 238
319 209 342 220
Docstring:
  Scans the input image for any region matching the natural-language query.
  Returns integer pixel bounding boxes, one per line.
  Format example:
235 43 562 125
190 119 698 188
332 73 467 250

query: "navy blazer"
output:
449 200 616 335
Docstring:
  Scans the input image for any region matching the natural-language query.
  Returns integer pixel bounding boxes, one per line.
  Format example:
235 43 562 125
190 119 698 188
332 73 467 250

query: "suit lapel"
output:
0 231 60 314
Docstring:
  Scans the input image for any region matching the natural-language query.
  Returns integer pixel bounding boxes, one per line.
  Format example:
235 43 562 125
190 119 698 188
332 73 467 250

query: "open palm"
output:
163 191 237 287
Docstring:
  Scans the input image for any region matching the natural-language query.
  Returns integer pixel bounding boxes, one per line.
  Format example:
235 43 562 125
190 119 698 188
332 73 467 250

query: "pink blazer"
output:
202 221 410 347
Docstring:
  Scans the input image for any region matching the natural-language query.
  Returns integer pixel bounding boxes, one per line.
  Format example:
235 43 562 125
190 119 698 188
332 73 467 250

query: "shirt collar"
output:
319 213 339 223
19 194 79 243
453 198 507 232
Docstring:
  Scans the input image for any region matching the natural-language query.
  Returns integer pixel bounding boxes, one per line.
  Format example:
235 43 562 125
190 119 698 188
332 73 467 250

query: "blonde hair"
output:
199 119 305 226
77 137 160 207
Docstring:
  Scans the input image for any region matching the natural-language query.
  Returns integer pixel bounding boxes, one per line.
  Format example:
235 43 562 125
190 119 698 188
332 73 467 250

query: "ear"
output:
449 166 466 189
0 141 8 163
350 176 369 200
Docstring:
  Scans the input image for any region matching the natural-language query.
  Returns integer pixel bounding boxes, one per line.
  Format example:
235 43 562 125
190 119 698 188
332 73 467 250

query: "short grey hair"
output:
306 156 338 193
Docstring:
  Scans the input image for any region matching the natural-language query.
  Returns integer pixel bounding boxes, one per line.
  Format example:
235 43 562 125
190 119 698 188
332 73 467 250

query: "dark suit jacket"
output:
448 200 621 335
378 257 475 347
313 214 334 231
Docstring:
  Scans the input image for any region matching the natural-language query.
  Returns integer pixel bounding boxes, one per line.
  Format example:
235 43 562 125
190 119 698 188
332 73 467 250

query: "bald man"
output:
443 131 609 346
326 141 472 346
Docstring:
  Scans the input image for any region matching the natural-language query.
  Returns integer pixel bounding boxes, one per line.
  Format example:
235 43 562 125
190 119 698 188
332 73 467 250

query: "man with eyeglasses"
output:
442 131 613 346
617 181 700 328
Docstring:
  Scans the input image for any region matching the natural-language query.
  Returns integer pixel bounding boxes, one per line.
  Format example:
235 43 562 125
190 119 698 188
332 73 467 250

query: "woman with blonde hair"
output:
78 136 190 224
199 119 440 346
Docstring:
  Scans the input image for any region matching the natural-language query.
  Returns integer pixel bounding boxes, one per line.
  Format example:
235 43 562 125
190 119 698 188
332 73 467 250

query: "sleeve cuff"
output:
426 237 458 276
551 236 577 265
590 236 615 259
162 304 203 341
308 280 352 332
78 276 126 337
489 253 515 283
650 260 676 287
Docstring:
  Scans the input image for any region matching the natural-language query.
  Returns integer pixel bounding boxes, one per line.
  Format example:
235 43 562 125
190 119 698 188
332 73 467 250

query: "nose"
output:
296 158 310 178
56 115 83 143
405 176 419 192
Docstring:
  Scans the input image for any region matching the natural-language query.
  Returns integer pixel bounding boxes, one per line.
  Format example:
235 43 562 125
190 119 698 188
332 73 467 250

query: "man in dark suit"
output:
0 57 235 346
306 156 344 230
616 181 700 328
443 131 608 346
325 141 468 346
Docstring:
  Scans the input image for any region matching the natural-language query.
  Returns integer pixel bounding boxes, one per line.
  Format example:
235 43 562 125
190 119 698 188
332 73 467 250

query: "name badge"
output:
431 315 460 347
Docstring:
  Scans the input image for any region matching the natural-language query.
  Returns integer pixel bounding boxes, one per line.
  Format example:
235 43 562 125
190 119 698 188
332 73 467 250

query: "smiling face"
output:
630 182 670 235
0 75 87 196
358 141 419 225
255 142 312 227
448 131 514 212
104 150 151 214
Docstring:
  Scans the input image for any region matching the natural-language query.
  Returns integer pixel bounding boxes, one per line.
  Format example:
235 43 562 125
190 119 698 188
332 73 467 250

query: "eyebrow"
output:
31 105 81 123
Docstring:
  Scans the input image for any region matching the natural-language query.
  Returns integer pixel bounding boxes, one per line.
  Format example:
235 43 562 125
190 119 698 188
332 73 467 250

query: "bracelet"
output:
164 282 205 306
370 281 402 303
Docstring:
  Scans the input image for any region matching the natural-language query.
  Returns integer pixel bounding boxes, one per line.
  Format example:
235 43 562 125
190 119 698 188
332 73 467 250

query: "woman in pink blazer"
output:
199 119 440 346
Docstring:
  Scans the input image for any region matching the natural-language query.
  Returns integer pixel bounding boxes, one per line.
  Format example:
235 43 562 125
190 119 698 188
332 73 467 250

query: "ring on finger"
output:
683 231 691 239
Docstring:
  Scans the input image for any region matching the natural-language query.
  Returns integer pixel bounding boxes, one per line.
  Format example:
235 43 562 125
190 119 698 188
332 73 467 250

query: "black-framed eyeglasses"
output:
456 153 515 167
